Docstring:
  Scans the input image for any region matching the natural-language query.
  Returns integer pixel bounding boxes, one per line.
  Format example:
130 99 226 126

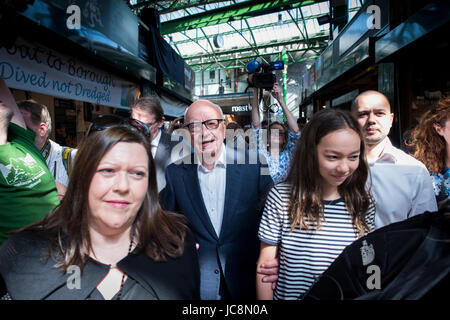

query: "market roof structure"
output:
128 0 362 72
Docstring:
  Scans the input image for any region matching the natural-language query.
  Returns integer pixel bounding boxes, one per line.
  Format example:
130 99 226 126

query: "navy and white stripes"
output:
258 183 375 300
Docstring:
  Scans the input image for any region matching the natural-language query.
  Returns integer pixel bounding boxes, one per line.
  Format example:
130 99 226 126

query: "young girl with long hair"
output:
256 109 375 300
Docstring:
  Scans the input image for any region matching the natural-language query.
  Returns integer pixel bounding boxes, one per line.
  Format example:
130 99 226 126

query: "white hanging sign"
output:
0 37 139 108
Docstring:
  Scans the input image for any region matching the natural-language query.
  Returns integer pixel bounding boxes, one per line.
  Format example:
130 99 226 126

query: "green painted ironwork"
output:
169 12 331 45
160 0 327 34
182 33 328 60
187 45 326 67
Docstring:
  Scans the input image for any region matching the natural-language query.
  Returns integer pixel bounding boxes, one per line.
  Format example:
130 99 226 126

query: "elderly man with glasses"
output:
160 99 273 300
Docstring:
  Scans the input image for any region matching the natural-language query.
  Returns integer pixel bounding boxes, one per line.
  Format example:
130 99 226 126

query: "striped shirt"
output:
258 183 375 300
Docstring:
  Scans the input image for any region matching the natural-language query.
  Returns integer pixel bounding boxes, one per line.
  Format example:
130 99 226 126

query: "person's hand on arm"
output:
257 257 279 290
271 83 299 134
256 242 278 300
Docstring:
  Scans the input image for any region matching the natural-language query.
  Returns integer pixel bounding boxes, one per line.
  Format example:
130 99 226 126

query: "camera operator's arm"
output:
271 83 299 134
251 85 261 129
165 116 184 135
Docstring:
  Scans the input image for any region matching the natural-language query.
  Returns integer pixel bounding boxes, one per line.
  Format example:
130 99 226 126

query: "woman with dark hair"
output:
256 109 375 300
0 123 200 300
412 98 450 203
251 82 300 184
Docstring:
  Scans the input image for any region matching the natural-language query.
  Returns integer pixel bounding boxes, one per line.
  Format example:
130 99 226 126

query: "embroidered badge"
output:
360 240 375 266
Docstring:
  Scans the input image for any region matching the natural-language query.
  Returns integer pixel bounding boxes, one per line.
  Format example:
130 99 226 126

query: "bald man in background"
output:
351 90 437 228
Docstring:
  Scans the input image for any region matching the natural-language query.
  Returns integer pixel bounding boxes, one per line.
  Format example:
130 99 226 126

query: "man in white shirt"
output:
18 100 76 198
130 97 178 192
351 90 437 228
160 99 273 300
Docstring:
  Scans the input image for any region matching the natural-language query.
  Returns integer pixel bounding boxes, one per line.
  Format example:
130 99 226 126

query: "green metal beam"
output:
170 12 331 45
226 21 259 57
179 30 211 58
192 54 319 72
160 0 328 34
186 46 326 67
182 33 328 59
298 6 311 47
287 9 306 39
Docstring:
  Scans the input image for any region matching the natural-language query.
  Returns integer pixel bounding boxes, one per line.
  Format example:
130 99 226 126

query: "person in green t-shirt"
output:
0 78 59 245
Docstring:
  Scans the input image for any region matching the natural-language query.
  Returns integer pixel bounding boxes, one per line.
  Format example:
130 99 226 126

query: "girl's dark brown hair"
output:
25 125 186 271
286 109 373 237
412 98 450 174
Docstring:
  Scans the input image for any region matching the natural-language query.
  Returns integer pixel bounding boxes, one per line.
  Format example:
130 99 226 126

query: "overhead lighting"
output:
277 13 283 26
317 14 332 26
213 34 224 48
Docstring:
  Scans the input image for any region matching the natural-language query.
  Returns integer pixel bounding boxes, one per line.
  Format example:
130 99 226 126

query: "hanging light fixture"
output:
213 24 224 48
277 13 283 26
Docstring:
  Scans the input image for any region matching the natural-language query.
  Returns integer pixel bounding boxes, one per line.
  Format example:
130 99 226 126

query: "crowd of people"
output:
0 76 448 300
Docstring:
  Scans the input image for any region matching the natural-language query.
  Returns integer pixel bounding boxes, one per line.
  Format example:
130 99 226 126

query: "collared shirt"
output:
369 138 438 229
151 130 162 158
41 139 72 186
254 126 300 184
197 145 227 237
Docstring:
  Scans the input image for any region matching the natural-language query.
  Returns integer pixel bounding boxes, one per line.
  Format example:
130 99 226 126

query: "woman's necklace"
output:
116 234 134 300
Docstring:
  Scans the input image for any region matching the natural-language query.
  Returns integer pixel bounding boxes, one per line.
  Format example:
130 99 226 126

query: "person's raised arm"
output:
251 78 261 129
0 78 26 130
166 116 184 135
271 83 299 134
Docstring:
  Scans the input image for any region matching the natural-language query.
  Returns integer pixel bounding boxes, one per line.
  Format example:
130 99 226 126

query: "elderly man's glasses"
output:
88 114 151 137
185 119 224 133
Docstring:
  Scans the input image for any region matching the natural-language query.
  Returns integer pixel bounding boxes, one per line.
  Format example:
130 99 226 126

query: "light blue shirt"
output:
197 146 227 237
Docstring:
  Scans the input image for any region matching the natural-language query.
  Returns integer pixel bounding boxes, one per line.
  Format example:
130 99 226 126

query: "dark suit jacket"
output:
160 146 273 300
0 229 200 300
154 131 180 193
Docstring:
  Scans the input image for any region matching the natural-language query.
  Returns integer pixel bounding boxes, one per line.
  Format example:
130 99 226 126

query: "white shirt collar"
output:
151 129 162 148
374 138 398 164
197 144 227 172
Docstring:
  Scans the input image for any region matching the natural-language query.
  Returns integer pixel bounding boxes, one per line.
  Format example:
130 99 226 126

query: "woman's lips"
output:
106 201 129 208
332 175 348 182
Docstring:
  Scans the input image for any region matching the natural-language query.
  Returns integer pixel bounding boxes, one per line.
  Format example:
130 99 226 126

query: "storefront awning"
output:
375 1 450 63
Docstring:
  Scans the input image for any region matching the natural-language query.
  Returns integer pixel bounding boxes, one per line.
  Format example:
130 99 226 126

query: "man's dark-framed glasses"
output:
88 114 151 137
185 119 224 133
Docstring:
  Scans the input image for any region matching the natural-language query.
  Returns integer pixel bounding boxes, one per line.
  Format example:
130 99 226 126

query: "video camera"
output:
246 60 284 89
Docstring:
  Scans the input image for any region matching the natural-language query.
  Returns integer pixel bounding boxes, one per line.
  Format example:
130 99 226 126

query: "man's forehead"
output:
132 108 155 119
355 94 391 112
186 103 221 121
